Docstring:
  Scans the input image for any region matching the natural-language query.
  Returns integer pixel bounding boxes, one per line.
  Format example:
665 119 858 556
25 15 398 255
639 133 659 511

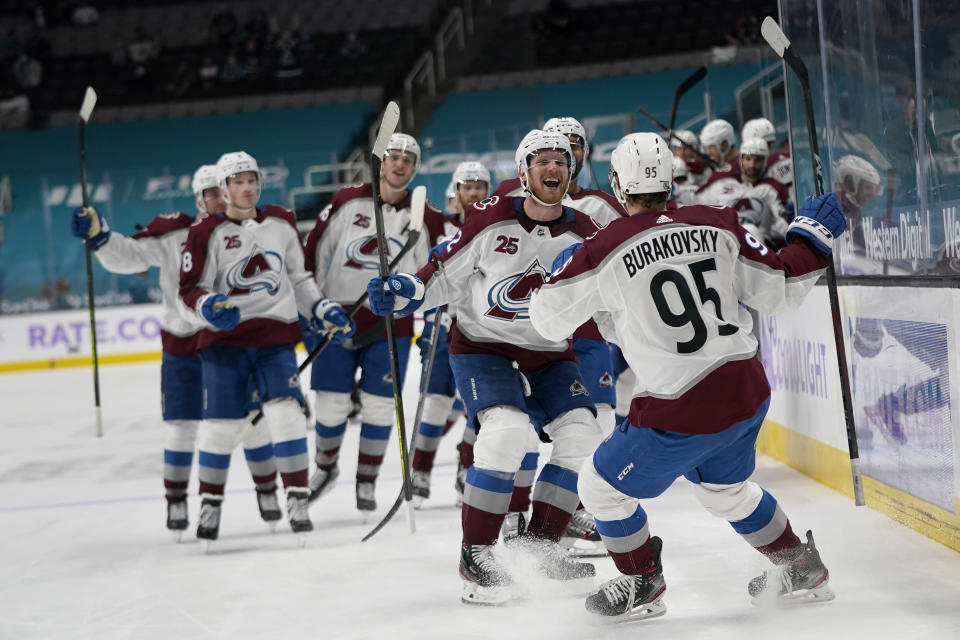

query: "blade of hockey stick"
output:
78 85 102 438
669 66 707 133
363 306 446 542
637 105 718 169
373 101 400 158
761 15 865 506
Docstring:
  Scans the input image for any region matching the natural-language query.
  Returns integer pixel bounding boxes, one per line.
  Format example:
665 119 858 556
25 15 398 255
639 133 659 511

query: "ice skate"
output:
515 532 596 593
307 464 340 504
749 530 834 605
286 488 313 546
257 490 282 532
561 508 608 558
454 462 467 506
166 499 188 542
500 511 527 545
411 471 431 509
585 537 666 622
196 497 222 552
356 481 376 521
460 542 512 605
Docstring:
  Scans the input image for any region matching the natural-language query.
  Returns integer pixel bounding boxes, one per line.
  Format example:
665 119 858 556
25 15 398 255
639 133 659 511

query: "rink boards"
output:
2 289 959 552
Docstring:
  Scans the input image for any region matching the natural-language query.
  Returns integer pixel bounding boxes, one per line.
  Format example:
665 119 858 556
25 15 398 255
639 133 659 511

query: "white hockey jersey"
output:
304 183 447 339
413 195 601 372
180 204 320 350
696 171 791 243
94 212 201 355
529 204 830 434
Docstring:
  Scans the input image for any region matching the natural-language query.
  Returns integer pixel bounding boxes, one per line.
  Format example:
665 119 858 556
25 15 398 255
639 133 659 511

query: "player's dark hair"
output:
626 191 670 209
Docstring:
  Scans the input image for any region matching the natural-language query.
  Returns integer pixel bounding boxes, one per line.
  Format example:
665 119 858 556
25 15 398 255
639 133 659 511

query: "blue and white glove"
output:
70 206 111 250
785 193 847 254
200 293 240 331
310 299 355 345
784 200 796 223
416 307 451 357
429 239 450 261
366 273 424 317
551 242 582 274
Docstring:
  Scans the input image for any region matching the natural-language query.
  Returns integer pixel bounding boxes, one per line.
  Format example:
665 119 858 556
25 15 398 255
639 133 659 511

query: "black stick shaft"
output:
79 117 103 438
782 41 865 506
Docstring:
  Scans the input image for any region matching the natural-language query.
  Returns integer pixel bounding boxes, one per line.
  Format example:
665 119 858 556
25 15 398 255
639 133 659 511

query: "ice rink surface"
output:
2 359 960 640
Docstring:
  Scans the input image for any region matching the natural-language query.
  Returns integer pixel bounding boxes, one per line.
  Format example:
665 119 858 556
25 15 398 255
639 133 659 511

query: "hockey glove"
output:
416 307 451 358
311 299 355 345
551 242 582 275
70 206 111 250
200 293 240 331
429 238 451 261
785 193 847 255
366 274 424 317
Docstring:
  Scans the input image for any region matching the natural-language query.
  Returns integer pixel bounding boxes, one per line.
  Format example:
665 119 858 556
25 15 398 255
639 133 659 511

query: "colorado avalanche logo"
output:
226 244 283 295
485 259 549 321
343 235 404 270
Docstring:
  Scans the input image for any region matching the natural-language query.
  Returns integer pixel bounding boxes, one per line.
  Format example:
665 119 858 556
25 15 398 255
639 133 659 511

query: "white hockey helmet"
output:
670 129 699 150
741 118 777 145
191 164 219 213
608 132 673 205
543 116 589 159
452 160 491 187
834 154 883 205
672 155 689 181
740 137 770 158
700 119 736 151
215 151 262 209
384 133 421 170
515 129 575 206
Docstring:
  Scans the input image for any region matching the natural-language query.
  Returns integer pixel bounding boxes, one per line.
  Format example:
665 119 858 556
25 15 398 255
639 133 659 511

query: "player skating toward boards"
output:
70 165 285 541
529 132 841 621
302 133 447 519
367 129 605 605
179 151 354 547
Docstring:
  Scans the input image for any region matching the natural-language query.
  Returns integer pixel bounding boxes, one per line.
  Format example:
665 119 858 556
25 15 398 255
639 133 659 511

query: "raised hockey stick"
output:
78 86 103 438
245 186 425 428
369 101 418 532
761 16 865 507
669 66 708 134
363 305 445 542
636 105 719 170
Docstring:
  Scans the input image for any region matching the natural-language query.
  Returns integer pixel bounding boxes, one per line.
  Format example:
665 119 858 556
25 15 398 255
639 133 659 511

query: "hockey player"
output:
670 156 699 207
742 117 793 188
696 137 792 245
179 151 354 540
410 160 490 508
671 129 711 186
303 133 447 516
832 154 883 265
366 129 604 605
699 119 739 172
529 132 840 621
69 165 284 539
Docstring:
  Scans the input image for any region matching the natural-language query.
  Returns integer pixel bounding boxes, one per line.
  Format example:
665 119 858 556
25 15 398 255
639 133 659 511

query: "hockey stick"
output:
363 305 445 542
761 16 865 507
369 101 418 532
78 86 103 438
669 66 707 135
636 105 719 170
245 186 426 428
